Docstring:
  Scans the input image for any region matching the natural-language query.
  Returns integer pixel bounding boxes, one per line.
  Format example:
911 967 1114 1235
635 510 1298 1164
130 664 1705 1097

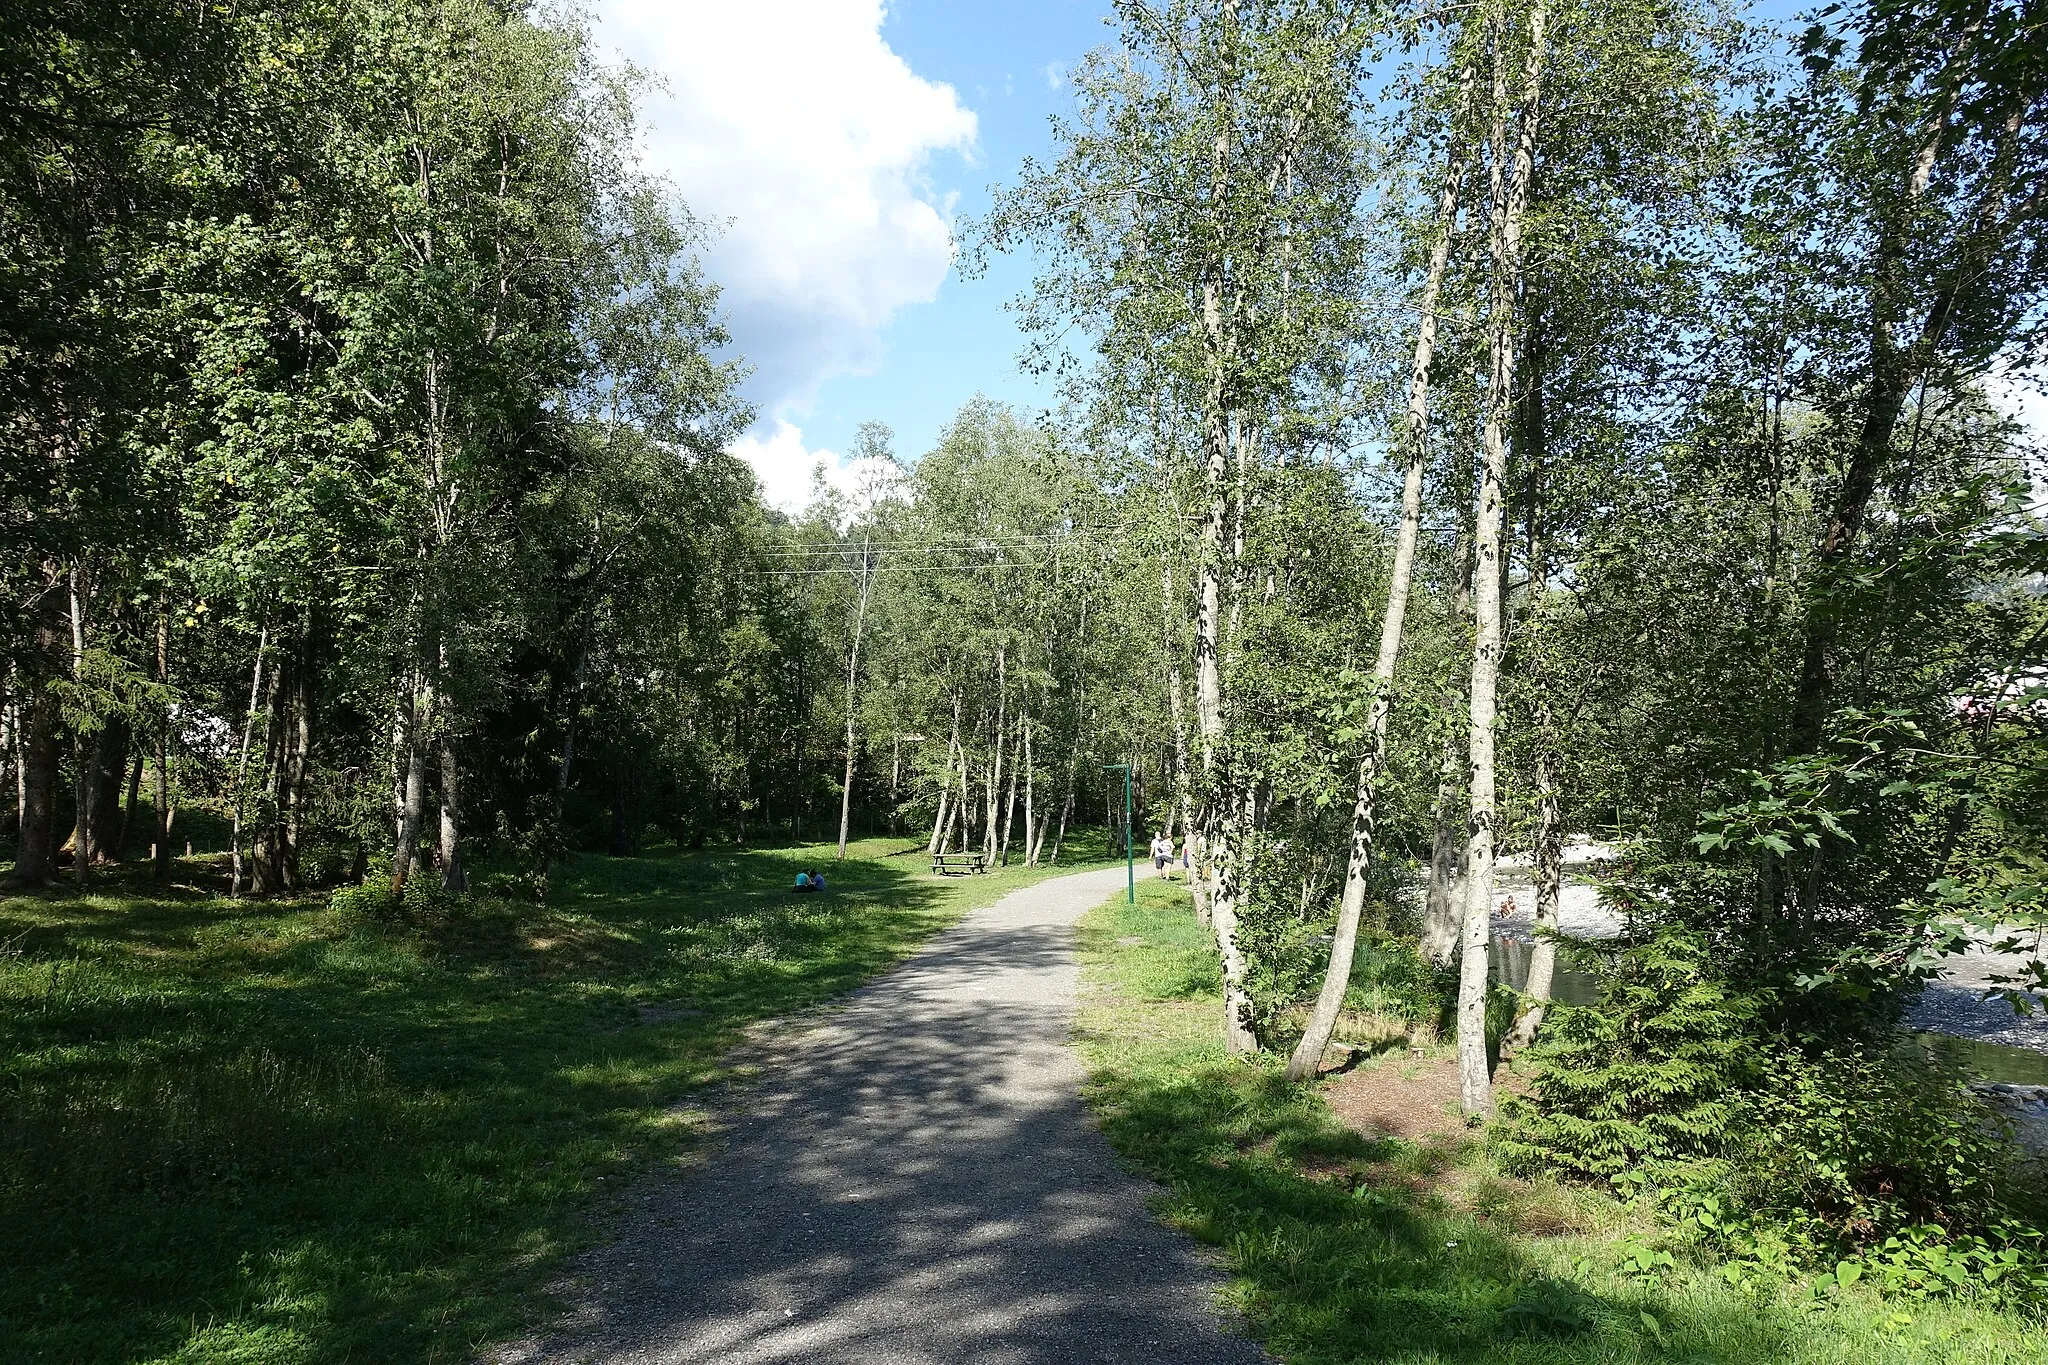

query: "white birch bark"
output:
1287 59 1474 1081
229 626 269 898
837 538 874 860
1459 0 1545 1118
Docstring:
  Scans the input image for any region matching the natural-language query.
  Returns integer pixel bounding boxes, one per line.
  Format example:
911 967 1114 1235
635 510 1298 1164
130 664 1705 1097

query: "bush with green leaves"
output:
1342 929 1452 1029
328 872 465 926
1495 929 1759 1179
1731 1039 2040 1251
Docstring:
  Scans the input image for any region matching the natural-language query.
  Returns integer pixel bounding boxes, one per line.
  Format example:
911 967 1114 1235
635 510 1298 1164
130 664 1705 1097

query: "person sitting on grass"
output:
794 871 815 893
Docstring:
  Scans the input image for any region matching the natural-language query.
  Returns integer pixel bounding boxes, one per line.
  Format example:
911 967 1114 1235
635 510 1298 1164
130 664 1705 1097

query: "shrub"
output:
1732 1038 2036 1249
1342 930 1452 1029
1495 929 1758 1179
329 879 399 922
328 870 465 925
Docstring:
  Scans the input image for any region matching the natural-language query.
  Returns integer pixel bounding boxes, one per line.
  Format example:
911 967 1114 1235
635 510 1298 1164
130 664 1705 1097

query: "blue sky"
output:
592 0 2043 511
591 0 1118 508
802 1 1116 463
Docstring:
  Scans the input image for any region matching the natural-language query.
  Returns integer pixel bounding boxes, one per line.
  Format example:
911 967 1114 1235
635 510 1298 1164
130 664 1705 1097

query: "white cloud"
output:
731 419 839 514
593 0 977 423
1043 60 1065 89
731 419 906 516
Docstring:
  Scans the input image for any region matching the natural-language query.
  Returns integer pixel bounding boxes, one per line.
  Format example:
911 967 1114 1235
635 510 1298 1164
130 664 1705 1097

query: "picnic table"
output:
932 850 987 876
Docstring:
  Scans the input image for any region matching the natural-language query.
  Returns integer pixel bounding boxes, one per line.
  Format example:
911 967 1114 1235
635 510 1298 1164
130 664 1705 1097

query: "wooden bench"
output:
932 850 987 876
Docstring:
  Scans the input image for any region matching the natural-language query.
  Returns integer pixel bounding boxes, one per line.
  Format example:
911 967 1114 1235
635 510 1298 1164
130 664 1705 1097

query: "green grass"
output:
0 835 1107 1363
1074 879 2048 1364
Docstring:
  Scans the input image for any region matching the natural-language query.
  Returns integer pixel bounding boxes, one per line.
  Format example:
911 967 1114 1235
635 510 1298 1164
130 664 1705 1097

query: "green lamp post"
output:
1103 762 1133 904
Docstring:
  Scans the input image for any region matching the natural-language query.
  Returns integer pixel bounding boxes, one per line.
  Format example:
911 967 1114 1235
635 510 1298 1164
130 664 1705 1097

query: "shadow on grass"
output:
1075 883 1865 1365
0 840 1050 1364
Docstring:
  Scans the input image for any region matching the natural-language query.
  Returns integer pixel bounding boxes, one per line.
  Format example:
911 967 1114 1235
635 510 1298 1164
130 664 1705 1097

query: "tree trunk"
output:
1022 712 1037 866
837 539 873 860
12 683 61 886
2 690 17 839
65 570 92 887
984 647 1006 863
114 748 143 861
251 654 288 894
439 731 468 891
1420 725 1469 962
1459 0 1545 1119
73 717 130 867
1164 563 1197 864
1051 776 1074 865
1785 18 2006 758
999 707 1021 865
1289 60 1473 1082
957 741 974 852
391 675 429 894
929 693 961 855
283 635 313 887
229 627 270 898
1505 732 1563 1050
153 609 172 882
1505 281 1560 1052
890 732 902 833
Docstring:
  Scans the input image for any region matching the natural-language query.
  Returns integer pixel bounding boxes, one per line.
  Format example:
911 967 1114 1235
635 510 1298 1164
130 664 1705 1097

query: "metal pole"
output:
1124 763 1134 903
1102 763 1135 903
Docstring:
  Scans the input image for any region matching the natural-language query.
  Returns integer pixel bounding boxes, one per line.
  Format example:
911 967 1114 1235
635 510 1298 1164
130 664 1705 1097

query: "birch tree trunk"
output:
837 539 873 860
1196 344 1256 1051
1051 776 1074 865
229 626 269 898
1287 65 1472 1081
999 703 1021 864
153 609 172 882
1459 0 1545 1118
439 732 468 891
392 673 430 894
928 693 961 854
984 646 1006 862
1022 711 1037 866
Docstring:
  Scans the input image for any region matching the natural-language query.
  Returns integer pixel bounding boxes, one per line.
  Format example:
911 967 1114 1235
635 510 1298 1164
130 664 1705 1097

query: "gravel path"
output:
493 865 1269 1365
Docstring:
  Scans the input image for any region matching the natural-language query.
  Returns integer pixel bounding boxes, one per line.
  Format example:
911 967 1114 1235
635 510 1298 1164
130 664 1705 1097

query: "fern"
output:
1496 929 1758 1179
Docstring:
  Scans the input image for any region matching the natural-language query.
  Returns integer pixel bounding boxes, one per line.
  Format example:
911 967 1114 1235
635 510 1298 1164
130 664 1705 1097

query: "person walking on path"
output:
1150 830 1174 879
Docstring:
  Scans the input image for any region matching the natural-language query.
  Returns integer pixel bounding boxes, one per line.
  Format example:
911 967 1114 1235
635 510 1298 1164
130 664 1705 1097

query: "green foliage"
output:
1732 1040 2038 1252
1342 929 1452 1028
1497 931 1759 1179
1076 886 2048 1362
327 869 466 925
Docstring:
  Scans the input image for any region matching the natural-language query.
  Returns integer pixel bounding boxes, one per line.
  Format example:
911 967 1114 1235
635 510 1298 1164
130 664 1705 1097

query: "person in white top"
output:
1150 831 1173 877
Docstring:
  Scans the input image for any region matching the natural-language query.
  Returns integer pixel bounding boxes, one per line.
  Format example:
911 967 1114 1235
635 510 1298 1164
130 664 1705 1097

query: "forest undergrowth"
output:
0 837 1106 1363
1075 881 2048 1365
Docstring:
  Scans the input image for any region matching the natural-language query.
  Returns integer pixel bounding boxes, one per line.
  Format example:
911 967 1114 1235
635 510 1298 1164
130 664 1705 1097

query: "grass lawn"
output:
0 835 1108 1363
1074 878 2048 1364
